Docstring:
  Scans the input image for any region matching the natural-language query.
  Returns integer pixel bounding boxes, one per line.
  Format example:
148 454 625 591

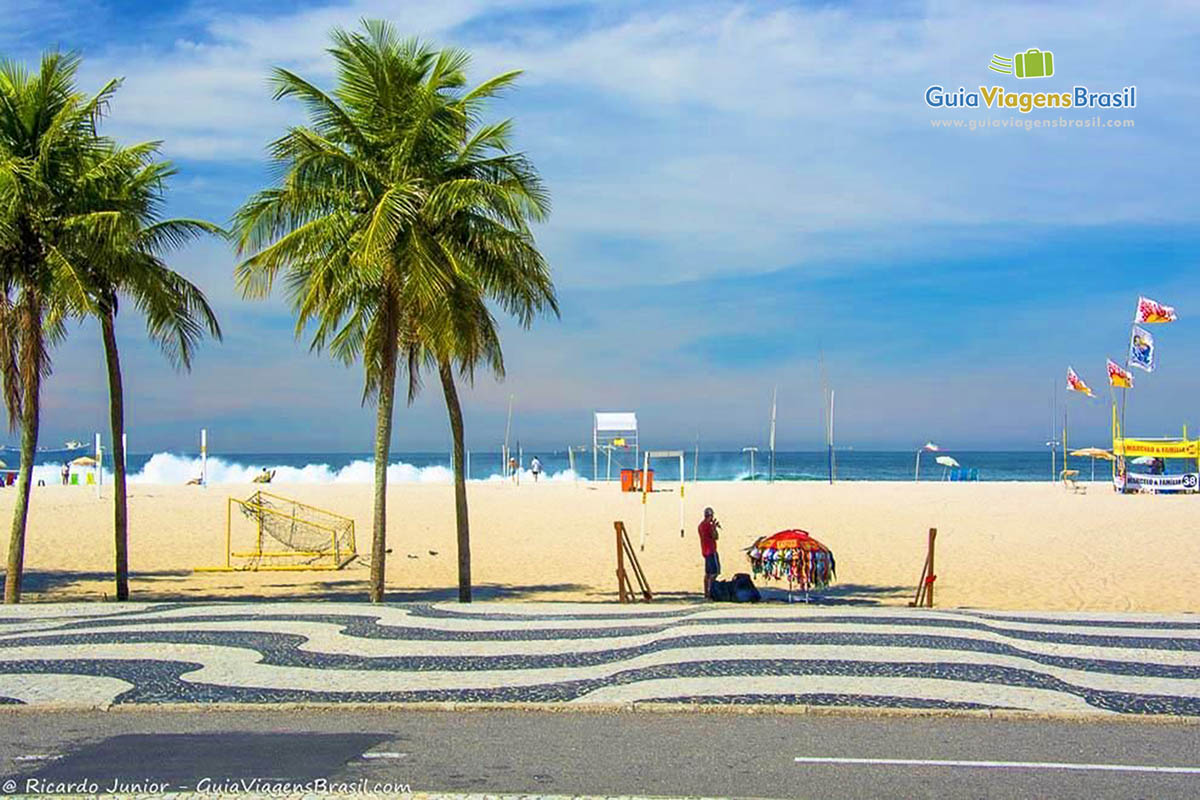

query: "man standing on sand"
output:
530 456 542 482
698 507 720 598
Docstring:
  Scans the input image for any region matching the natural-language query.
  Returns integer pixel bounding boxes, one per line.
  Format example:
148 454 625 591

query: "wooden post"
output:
616 521 628 603
925 527 936 608
615 521 652 602
910 527 938 608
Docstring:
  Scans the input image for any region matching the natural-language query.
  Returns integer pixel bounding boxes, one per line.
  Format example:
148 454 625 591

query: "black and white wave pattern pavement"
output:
0 603 1197 715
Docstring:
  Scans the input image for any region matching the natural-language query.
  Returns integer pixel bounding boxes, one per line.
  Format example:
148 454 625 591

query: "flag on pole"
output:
1066 366 1095 396
1128 325 1155 372
1107 358 1134 388
1135 296 1177 324
922 442 939 451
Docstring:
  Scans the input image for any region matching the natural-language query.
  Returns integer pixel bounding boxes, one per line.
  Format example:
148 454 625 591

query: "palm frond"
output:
232 20 556 407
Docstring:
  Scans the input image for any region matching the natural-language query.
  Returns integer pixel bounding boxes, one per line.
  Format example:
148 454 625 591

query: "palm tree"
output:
405 121 559 602
0 52 118 603
79 146 222 601
234 20 555 602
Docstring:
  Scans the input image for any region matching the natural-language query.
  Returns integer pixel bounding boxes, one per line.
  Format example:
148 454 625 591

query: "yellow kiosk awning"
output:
1112 439 1199 458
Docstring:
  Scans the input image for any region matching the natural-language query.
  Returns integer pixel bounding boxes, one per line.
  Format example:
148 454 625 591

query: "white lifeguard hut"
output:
593 411 638 481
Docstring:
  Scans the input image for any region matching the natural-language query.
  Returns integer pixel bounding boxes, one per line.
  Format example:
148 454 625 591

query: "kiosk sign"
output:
1116 472 1199 493
1113 439 1199 458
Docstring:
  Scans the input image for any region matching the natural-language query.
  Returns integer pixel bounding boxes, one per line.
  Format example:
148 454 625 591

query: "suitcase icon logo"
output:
989 49 1054 79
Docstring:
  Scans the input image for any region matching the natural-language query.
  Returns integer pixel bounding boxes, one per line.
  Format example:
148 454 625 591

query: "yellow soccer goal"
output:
196 490 357 572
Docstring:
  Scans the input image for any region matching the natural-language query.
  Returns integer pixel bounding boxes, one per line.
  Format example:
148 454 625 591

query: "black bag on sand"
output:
709 574 761 603
708 579 733 602
732 573 761 603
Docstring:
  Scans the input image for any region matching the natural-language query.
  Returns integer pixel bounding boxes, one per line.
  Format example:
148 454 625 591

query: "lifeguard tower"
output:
593 412 638 481
1111 406 1200 493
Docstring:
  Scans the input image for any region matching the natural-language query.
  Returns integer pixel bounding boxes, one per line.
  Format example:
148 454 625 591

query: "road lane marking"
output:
795 757 1200 774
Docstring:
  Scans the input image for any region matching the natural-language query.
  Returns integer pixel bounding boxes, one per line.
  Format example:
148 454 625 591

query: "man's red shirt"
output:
698 518 718 557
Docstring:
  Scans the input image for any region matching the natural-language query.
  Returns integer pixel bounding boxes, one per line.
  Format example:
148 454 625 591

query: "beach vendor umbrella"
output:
0 460 6 468
1070 447 1114 481
934 454 959 479
70 456 97 467
1131 456 1155 466
746 529 836 600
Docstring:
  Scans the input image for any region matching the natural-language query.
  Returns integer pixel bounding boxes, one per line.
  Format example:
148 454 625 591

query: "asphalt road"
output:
1 708 1198 798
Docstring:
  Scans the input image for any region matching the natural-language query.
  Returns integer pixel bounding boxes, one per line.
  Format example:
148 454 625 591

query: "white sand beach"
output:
2 480 1197 611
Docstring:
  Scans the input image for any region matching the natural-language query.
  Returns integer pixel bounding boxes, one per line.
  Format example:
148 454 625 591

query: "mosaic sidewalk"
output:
0 603 1196 716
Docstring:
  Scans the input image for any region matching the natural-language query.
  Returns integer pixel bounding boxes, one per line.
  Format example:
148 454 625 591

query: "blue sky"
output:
3 0 1199 452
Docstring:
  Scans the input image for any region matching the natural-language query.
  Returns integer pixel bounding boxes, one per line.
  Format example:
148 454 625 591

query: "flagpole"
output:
1065 398 1075 479
1120 320 1135 467
1050 380 1057 483
769 386 777 484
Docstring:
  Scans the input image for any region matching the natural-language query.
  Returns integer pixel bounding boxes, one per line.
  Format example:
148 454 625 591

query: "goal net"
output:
199 490 357 571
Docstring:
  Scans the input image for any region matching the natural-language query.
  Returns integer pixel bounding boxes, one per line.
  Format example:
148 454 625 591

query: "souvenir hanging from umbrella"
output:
746 529 836 602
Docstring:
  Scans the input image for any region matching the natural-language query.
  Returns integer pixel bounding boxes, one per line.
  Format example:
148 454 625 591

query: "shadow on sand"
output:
757 582 912 606
2 570 595 604
2 569 912 607
3 569 193 599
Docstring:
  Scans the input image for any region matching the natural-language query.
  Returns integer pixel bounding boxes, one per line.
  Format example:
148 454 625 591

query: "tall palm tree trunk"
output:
4 305 42 605
100 310 129 601
368 327 399 603
438 358 471 602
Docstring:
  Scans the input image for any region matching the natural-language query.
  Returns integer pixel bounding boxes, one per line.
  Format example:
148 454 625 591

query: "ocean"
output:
9 449 1114 484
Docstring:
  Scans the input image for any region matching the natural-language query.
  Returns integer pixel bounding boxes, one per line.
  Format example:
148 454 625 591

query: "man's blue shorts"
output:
704 552 721 575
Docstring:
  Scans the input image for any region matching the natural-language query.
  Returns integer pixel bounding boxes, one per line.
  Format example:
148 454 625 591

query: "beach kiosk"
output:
593 412 638 481
1111 407 1200 493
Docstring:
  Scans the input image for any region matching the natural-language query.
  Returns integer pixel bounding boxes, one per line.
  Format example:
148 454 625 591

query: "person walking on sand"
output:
530 456 542 482
698 507 720 599
61 463 70 486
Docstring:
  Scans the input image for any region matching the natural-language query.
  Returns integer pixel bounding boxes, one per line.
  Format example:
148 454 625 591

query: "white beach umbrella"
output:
936 454 960 481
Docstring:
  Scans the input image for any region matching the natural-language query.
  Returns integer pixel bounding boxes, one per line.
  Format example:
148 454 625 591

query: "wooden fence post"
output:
910 527 938 608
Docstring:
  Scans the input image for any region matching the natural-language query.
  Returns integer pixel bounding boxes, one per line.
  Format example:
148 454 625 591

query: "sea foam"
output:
24 451 582 486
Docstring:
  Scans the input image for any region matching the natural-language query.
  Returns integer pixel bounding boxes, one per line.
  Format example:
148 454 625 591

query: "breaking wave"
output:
22 451 582 486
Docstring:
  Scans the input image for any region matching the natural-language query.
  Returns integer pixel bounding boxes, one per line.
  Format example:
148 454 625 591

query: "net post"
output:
225 498 232 569
678 453 685 537
639 450 649 550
